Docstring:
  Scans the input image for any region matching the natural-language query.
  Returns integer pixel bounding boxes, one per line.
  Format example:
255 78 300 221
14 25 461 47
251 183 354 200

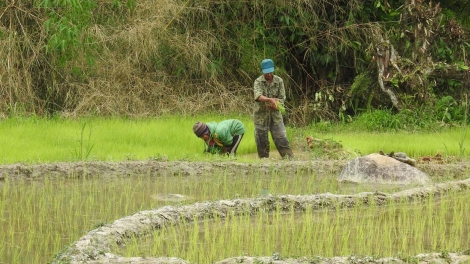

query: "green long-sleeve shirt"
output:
206 119 245 147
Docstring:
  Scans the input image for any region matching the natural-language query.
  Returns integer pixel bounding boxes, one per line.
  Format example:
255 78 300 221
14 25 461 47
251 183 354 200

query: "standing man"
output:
253 58 294 159
193 119 245 155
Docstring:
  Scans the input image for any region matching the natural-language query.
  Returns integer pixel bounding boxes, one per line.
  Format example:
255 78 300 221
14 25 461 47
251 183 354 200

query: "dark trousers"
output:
255 122 293 159
226 134 244 155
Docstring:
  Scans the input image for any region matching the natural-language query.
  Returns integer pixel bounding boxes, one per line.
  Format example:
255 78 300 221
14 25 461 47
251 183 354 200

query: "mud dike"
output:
51 176 470 264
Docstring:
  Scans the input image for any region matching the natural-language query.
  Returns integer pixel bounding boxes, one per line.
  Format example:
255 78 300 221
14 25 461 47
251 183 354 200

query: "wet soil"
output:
0 155 469 183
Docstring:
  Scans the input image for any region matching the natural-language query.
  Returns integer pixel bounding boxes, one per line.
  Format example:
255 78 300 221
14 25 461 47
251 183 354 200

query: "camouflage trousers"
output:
254 122 294 159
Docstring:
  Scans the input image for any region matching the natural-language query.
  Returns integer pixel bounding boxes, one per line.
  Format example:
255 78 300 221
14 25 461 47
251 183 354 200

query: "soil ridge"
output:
1 159 469 181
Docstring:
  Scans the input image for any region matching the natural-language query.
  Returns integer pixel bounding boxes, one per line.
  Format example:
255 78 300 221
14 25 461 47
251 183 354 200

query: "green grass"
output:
314 129 469 158
0 115 256 164
0 115 469 164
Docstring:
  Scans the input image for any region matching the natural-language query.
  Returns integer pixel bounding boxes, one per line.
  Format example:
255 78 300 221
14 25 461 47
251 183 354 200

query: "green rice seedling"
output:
314 128 470 158
1 166 345 263
70 122 95 161
1 175 163 263
0 116 468 164
277 100 286 114
0 115 259 164
113 189 470 263
5 164 468 264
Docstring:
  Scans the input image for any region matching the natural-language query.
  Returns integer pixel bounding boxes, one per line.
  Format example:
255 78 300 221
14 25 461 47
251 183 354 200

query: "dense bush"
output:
0 0 469 127
349 97 468 132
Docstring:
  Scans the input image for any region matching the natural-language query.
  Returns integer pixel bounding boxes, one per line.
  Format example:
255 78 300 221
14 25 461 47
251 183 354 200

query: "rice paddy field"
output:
115 191 470 263
0 116 469 263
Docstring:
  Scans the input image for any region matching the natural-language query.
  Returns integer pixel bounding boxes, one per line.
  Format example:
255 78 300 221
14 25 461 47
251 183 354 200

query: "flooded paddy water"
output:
1 159 469 263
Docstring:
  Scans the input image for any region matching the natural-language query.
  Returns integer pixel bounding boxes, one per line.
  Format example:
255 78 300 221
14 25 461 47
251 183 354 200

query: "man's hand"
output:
265 98 278 110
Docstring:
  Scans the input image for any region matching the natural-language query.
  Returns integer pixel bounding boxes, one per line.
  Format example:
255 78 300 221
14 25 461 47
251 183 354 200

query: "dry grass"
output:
3 0 458 127
1 1 254 117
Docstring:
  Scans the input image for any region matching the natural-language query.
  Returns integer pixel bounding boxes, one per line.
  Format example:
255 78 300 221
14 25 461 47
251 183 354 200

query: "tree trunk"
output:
376 39 402 110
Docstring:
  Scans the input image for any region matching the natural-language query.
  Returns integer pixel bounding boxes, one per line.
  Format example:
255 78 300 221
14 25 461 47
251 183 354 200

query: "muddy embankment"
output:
1 159 469 181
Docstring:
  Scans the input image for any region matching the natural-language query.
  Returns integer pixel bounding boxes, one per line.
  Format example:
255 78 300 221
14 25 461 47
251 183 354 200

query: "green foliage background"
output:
1 0 469 127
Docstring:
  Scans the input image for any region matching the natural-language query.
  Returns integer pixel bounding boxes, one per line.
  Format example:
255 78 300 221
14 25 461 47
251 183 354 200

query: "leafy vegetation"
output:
0 0 469 125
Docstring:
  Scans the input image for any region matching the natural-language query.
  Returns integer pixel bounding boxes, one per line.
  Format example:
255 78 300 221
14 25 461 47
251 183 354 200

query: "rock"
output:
379 150 417 166
338 153 431 185
215 253 470 264
85 256 189 263
150 193 192 202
